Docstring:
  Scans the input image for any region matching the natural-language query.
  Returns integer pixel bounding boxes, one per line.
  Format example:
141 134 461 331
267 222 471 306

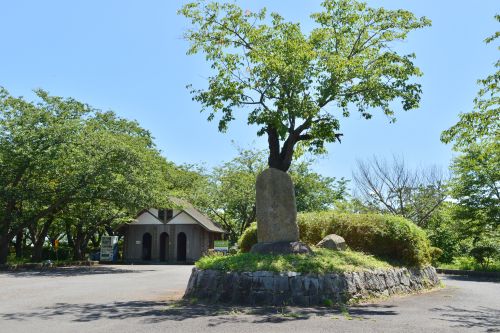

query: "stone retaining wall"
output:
184 266 439 306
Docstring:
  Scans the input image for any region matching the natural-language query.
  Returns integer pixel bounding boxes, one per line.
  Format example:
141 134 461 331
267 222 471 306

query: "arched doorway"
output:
159 232 169 262
142 232 152 260
177 232 187 262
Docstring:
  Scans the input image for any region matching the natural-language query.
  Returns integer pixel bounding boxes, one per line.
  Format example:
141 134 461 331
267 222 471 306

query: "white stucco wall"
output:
133 210 163 225
167 212 198 225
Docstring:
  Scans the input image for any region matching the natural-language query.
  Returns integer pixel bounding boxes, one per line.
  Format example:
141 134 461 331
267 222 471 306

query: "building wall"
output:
123 223 214 263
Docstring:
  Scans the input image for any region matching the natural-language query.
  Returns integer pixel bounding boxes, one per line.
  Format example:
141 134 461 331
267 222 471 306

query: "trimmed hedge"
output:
238 212 433 267
238 222 258 253
298 212 432 267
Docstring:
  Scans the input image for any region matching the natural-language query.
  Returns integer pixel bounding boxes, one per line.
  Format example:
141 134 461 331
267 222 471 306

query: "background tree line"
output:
1 84 497 268
0 88 171 264
0 88 347 263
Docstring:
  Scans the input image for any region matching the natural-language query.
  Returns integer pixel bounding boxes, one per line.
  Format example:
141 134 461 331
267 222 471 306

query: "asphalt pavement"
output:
0 265 498 332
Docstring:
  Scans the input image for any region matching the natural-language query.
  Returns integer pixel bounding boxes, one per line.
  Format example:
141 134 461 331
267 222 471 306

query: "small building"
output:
118 199 225 263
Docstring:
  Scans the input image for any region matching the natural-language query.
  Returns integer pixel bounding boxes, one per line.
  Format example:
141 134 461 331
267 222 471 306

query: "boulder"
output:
316 234 347 251
255 168 299 243
250 241 312 255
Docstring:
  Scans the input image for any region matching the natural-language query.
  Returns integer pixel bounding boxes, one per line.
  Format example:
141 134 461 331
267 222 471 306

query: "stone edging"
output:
184 266 439 306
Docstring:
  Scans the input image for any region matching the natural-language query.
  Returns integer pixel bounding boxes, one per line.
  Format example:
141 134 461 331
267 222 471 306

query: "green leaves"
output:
449 140 499 232
180 0 430 170
0 88 171 262
440 15 499 247
441 15 499 148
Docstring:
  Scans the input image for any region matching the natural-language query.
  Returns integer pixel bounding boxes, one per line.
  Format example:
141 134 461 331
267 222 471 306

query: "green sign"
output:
214 240 229 251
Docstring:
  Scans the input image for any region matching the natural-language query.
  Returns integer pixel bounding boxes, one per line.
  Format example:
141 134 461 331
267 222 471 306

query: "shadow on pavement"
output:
0 300 398 325
0 266 154 277
431 305 500 332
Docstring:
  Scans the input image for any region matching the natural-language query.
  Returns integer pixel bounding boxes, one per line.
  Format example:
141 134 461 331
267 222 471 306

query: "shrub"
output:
440 255 500 272
236 212 432 266
238 222 257 253
470 246 498 270
298 212 433 266
430 247 444 266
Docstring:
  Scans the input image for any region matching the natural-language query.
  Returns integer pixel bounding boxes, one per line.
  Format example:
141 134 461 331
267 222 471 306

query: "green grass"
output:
196 248 393 274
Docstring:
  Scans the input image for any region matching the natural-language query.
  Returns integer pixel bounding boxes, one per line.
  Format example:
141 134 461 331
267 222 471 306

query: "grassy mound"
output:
298 212 432 267
196 248 393 274
237 212 433 267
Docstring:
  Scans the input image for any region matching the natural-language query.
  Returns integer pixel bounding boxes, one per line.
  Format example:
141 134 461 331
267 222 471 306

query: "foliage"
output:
207 148 265 240
290 160 348 212
441 15 499 148
298 211 433 266
440 15 499 252
180 0 430 171
0 88 171 263
196 247 392 273
237 211 432 266
429 247 444 266
470 246 499 270
439 256 500 273
177 148 347 243
448 140 499 241
425 203 464 263
352 155 447 228
238 222 257 253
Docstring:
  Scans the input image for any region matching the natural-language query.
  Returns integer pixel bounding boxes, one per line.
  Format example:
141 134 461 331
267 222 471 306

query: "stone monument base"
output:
184 266 441 306
250 241 312 255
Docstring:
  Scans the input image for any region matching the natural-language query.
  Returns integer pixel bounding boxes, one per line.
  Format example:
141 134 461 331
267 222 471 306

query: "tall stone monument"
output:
250 168 312 254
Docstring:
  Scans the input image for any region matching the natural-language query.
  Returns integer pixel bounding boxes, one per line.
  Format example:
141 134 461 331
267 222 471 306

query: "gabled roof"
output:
169 197 226 233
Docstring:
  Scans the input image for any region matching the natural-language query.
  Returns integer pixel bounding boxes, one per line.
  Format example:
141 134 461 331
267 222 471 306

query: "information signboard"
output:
100 236 118 261
214 240 229 252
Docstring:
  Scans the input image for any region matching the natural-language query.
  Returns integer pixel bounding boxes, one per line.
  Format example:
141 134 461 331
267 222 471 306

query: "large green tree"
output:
448 140 499 243
180 0 430 172
441 15 500 245
0 88 170 263
441 14 499 148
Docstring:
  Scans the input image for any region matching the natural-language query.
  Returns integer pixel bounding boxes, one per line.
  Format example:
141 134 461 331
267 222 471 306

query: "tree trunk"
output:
15 229 24 258
31 239 45 262
73 239 89 261
72 226 87 261
0 231 10 265
267 127 296 172
30 217 55 262
73 242 84 261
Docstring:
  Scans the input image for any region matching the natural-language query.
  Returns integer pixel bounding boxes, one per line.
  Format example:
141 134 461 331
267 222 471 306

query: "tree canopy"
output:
440 15 499 247
180 0 431 171
0 88 171 263
441 14 500 148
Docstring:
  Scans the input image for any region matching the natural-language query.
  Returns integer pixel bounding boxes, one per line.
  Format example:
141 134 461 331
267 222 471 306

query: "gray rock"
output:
316 234 347 251
255 168 299 243
250 241 312 255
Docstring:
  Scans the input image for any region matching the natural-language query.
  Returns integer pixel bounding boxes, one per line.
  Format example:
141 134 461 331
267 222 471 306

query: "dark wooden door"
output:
159 232 169 262
142 233 152 260
177 232 187 262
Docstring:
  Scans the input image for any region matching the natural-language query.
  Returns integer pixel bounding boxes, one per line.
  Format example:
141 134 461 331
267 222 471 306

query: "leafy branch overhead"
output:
441 14 500 148
180 0 431 171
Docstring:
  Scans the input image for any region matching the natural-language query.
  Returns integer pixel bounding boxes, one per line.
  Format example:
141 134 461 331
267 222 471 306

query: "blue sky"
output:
0 1 498 184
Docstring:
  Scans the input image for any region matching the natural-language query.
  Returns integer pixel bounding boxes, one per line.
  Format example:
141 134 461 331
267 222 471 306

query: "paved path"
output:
0 265 499 332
